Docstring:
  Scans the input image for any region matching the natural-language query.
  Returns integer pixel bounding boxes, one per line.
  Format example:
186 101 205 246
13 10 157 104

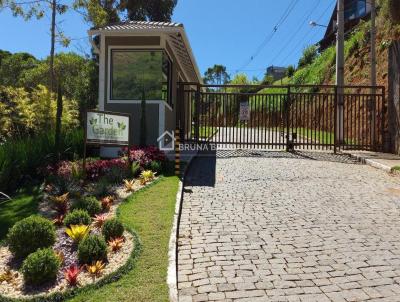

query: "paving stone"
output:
177 152 400 301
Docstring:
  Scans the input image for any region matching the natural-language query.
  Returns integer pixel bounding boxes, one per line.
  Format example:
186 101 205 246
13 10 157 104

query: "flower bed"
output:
0 147 165 301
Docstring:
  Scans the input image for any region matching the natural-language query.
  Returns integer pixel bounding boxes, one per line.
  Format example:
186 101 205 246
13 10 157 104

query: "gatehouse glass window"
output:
110 50 172 104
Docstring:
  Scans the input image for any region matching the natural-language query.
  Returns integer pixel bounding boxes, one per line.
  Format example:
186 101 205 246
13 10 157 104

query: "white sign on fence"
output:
239 101 250 121
86 111 130 145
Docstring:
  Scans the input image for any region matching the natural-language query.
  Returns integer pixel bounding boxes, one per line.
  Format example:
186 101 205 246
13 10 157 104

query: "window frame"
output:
107 47 173 108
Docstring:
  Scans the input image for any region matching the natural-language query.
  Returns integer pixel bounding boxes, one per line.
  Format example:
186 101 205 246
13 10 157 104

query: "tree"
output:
73 0 120 28
1 0 70 153
203 64 230 85
261 74 274 85
298 45 318 69
119 0 177 22
286 65 295 78
0 52 38 87
20 52 97 125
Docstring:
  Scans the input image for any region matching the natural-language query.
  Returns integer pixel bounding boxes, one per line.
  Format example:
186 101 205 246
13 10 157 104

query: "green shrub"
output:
298 45 318 69
102 218 124 241
105 165 130 184
0 129 84 193
7 215 56 259
21 248 60 285
149 160 162 174
64 209 91 227
93 177 112 198
71 196 101 216
77 234 107 264
131 161 140 177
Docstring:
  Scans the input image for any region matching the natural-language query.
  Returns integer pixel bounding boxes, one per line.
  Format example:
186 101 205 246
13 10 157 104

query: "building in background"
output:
266 65 287 82
319 0 371 50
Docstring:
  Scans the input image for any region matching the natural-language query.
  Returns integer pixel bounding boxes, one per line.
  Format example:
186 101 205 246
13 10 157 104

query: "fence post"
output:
381 86 386 152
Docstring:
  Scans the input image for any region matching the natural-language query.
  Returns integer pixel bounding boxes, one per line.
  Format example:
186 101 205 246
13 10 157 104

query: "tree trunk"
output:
47 0 57 129
49 0 56 93
55 82 63 159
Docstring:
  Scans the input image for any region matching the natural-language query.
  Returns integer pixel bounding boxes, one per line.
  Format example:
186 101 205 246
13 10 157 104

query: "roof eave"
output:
87 26 202 84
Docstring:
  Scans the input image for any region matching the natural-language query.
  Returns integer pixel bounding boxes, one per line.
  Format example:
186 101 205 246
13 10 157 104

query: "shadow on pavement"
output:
184 148 361 188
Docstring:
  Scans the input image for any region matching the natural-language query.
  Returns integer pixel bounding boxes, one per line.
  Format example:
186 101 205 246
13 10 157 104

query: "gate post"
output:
194 84 200 142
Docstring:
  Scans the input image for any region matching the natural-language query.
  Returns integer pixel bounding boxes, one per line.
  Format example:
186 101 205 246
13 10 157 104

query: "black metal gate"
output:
176 83 386 151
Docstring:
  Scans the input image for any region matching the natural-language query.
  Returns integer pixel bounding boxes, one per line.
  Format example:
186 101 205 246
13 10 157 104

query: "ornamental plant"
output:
65 225 90 243
21 248 60 285
123 179 135 192
86 260 105 277
7 215 56 259
121 146 166 168
85 158 129 181
94 214 107 228
108 237 124 252
49 192 69 215
139 170 156 185
65 264 81 286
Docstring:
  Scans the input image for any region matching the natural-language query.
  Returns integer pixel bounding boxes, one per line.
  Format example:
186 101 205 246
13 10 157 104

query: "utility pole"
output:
336 0 345 144
370 0 377 146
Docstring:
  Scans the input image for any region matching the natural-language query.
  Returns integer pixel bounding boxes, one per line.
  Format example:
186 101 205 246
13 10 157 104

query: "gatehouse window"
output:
110 49 172 105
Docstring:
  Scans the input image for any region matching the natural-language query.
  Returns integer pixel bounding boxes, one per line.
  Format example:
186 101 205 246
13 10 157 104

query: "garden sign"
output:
83 110 131 171
85 110 131 146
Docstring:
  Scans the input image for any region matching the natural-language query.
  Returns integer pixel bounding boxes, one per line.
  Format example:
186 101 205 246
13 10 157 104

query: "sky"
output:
0 0 336 80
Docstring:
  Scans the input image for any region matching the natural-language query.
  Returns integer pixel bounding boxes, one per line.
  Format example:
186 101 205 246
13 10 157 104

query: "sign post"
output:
83 110 131 172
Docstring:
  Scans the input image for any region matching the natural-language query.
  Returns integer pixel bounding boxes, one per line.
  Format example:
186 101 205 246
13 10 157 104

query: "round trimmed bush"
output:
21 248 60 285
64 209 91 227
71 196 101 216
77 234 107 264
102 218 124 241
7 215 56 259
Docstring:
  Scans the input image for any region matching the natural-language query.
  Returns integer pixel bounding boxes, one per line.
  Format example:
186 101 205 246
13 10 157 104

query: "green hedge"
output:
0 129 84 193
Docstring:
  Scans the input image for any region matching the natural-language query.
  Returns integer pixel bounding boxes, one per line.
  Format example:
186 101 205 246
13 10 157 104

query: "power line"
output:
268 0 322 66
277 0 336 66
234 0 299 74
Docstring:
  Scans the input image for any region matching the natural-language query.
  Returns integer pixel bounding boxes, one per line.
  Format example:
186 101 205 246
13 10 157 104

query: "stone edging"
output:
167 154 197 302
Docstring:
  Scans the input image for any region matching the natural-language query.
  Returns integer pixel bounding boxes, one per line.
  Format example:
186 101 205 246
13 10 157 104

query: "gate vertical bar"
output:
286 86 291 151
334 86 338 153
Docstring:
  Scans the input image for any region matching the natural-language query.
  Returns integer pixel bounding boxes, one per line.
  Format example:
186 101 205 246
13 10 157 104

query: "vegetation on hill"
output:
278 0 400 89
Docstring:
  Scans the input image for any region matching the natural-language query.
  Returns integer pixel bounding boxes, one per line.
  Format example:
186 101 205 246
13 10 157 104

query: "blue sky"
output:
0 0 336 80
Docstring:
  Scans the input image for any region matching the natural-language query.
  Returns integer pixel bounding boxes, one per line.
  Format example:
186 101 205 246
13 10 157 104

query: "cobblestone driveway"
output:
178 151 400 302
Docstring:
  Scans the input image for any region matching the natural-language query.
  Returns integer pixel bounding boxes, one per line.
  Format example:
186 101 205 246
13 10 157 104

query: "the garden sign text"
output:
86 110 130 146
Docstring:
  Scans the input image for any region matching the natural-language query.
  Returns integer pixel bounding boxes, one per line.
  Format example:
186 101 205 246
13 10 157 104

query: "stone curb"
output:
342 152 393 172
167 152 197 302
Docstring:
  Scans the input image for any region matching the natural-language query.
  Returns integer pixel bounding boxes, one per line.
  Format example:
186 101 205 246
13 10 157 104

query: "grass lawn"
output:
68 176 179 302
191 126 218 139
296 127 334 145
0 186 41 242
